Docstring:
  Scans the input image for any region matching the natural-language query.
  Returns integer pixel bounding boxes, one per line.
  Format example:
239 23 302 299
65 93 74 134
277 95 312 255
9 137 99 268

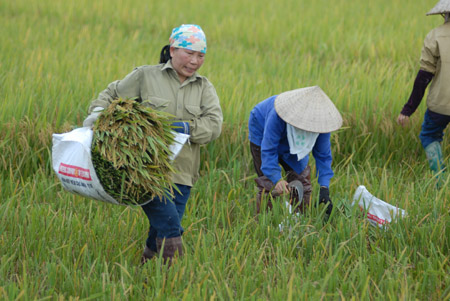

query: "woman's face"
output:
170 47 205 83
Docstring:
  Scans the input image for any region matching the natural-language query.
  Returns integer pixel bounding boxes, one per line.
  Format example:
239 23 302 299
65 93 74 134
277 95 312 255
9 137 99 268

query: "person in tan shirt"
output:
397 0 450 187
83 24 223 265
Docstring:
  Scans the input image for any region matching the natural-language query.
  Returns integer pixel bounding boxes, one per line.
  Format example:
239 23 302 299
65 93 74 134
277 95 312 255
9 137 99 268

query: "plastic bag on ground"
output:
352 185 407 228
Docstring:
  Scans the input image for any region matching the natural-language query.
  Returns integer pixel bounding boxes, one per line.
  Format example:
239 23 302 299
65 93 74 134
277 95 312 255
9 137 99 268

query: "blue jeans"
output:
141 184 191 252
419 109 450 149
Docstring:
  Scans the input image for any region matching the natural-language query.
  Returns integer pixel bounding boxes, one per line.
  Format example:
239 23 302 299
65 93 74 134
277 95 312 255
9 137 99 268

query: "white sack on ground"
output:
352 185 407 228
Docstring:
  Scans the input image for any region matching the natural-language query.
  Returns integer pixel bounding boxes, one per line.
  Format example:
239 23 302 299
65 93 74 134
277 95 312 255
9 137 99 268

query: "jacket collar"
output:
161 60 202 84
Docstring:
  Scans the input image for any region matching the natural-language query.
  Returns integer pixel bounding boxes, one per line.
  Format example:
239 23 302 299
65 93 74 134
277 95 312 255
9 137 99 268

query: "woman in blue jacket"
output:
248 86 342 214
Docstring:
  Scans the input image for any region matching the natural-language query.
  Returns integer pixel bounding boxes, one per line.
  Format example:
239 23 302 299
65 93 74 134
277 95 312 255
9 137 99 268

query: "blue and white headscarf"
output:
169 24 207 54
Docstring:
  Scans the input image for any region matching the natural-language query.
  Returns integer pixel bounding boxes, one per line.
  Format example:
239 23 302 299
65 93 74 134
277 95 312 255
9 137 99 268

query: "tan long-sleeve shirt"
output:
88 60 223 186
420 21 450 115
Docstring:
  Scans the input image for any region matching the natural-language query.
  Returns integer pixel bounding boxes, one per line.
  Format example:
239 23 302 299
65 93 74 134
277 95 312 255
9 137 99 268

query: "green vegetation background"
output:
1 0 448 299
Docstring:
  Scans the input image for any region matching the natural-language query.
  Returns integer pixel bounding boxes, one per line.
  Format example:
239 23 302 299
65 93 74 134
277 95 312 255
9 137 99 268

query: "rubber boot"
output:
286 166 312 213
254 176 276 214
425 141 445 172
141 245 157 265
425 141 446 188
156 236 183 266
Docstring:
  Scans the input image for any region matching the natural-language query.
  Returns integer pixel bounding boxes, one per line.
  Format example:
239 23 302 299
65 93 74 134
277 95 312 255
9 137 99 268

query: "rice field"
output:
1 0 449 299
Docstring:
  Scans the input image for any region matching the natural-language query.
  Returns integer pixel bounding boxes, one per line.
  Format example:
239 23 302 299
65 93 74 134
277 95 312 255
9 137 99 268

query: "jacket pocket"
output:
185 105 202 118
143 96 170 109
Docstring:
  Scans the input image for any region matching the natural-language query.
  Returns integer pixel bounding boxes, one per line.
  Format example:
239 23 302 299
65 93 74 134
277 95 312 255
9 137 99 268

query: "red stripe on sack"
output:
359 206 389 225
366 212 388 225
58 163 92 181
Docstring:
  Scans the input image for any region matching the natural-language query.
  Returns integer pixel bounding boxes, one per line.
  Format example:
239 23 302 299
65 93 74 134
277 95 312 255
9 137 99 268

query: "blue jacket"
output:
248 95 334 187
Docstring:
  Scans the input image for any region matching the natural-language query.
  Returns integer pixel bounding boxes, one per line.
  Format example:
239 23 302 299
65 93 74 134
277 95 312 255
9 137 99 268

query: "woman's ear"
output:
169 46 176 57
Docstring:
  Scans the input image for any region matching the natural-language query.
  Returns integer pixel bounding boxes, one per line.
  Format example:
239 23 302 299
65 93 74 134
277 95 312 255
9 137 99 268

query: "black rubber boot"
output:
141 245 157 265
254 176 276 214
156 236 183 266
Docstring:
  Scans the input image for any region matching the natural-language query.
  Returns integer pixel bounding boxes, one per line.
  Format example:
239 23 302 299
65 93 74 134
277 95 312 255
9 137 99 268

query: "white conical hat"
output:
427 0 450 15
274 86 343 133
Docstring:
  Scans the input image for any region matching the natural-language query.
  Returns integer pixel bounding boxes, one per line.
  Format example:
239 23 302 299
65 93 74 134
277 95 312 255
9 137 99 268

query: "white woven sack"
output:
52 127 188 205
352 185 406 228
52 127 120 205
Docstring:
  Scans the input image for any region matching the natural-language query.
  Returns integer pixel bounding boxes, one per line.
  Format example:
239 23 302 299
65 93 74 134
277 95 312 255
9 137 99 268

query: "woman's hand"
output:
274 180 289 195
397 114 410 127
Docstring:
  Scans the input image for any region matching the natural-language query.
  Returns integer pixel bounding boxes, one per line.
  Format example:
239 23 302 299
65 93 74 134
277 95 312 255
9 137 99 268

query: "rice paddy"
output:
1 0 448 299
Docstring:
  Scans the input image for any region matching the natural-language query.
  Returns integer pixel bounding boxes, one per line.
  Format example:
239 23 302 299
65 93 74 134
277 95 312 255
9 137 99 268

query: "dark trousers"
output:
419 109 450 149
141 184 191 252
250 142 312 212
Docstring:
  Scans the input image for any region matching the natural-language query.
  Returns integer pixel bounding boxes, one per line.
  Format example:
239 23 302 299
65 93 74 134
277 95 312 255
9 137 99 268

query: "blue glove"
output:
171 122 190 135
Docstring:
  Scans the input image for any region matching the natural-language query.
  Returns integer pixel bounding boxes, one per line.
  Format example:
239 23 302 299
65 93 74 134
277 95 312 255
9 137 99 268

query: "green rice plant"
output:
91 98 177 205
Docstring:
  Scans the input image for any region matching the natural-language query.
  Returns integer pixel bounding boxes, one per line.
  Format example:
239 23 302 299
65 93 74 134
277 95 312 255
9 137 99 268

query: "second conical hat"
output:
427 0 450 15
274 86 343 133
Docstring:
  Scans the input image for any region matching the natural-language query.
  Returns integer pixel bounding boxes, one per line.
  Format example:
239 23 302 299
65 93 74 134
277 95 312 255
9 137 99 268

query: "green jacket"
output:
420 21 450 115
88 60 223 186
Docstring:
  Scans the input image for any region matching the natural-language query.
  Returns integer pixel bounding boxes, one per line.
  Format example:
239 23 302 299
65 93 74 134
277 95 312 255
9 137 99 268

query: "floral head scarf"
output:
169 24 207 54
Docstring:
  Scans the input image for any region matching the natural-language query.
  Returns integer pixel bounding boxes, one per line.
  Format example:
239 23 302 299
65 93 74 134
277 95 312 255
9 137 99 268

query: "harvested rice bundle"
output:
91 98 176 205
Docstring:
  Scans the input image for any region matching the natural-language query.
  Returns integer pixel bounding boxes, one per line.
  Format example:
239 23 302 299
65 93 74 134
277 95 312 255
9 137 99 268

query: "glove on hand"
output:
171 121 190 135
83 107 104 128
319 186 333 215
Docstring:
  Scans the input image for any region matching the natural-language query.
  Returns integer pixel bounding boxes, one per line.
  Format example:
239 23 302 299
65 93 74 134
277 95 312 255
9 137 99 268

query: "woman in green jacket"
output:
83 24 223 264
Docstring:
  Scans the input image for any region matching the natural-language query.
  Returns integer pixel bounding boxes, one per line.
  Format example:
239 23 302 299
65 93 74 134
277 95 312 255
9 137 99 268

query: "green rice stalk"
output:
91 98 177 205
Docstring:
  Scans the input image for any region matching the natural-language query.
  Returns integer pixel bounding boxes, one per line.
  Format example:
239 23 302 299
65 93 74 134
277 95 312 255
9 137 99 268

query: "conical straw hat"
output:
427 0 450 15
274 86 343 133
